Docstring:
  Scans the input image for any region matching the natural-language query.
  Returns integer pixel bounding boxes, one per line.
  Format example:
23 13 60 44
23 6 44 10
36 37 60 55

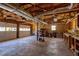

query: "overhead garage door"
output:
19 25 31 38
5 22 17 40
0 22 17 41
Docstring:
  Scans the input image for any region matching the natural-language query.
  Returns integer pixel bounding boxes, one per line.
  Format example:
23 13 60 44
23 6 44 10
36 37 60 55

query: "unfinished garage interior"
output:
0 3 79 56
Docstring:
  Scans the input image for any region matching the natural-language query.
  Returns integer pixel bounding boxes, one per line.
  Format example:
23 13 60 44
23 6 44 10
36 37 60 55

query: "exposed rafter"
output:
34 3 78 18
0 3 48 24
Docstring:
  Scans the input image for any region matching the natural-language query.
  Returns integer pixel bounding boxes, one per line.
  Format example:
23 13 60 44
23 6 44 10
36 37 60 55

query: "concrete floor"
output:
0 36 73 56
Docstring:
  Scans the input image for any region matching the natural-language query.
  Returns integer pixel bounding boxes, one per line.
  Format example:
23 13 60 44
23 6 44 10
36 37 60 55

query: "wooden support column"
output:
16 23 19 38
37 22 39 40
30 25 33 35
77 15 79 27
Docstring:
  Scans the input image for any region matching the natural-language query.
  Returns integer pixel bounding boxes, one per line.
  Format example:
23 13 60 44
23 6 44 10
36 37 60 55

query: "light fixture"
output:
53 18 57 22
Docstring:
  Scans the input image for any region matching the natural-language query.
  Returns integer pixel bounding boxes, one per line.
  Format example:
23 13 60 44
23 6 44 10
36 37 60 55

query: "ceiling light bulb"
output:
54 18 57 22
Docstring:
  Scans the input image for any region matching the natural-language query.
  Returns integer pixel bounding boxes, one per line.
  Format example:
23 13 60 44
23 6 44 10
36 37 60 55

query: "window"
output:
0 27 16 31
11 27 16 31
19 28 30 31
0 27 5 31
6 27 11 31
6 27 16 31
51 25 56 31
25 28 30 31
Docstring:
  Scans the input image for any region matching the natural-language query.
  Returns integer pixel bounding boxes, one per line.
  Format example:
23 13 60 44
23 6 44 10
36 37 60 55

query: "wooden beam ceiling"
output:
8 3 71 16
0 8 33 25
1 3 78 24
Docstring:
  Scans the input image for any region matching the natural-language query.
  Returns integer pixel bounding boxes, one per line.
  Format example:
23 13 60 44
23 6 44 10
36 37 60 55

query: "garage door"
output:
19 25 31 38
0 22 17 41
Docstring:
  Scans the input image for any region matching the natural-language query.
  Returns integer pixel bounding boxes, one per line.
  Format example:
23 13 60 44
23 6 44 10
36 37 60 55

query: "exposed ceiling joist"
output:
34 3 78 18
0 4 34 19
0 3 48 24
30 3 47 12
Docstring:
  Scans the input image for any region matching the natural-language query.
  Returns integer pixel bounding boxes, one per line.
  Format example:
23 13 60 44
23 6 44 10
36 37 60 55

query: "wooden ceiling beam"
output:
34 5 78 18
30 3 47 12
43 9 78 16
21 4 33 10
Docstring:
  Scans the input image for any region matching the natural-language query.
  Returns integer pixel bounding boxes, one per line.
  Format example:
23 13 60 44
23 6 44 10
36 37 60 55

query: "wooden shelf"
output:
76 43 79 46
63 33 79 56
75 49 79 52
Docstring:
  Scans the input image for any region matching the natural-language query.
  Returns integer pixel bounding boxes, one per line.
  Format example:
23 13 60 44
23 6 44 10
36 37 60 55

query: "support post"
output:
30 25 33 35
37 22 39 40
16 23 19 38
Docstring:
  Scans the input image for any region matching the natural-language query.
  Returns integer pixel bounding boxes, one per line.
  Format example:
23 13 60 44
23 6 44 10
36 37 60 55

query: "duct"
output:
66 13 78 24
35 3 76 18
0 3 48 24
76 13 79 17
34 17 48 24
68 3 73 9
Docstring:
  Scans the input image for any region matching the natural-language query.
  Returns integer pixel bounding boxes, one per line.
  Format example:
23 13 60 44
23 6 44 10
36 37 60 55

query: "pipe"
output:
66 13 78 24
68 3 73 9
35 3 75 18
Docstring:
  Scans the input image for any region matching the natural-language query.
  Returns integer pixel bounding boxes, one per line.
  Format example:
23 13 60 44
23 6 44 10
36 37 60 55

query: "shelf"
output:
63 33 79 56
75 49 79 53
76 43 79 46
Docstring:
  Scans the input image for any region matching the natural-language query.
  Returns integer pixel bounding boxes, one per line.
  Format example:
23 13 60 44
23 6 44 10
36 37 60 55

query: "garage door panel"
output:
19 25 31 38
0 22 17 41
